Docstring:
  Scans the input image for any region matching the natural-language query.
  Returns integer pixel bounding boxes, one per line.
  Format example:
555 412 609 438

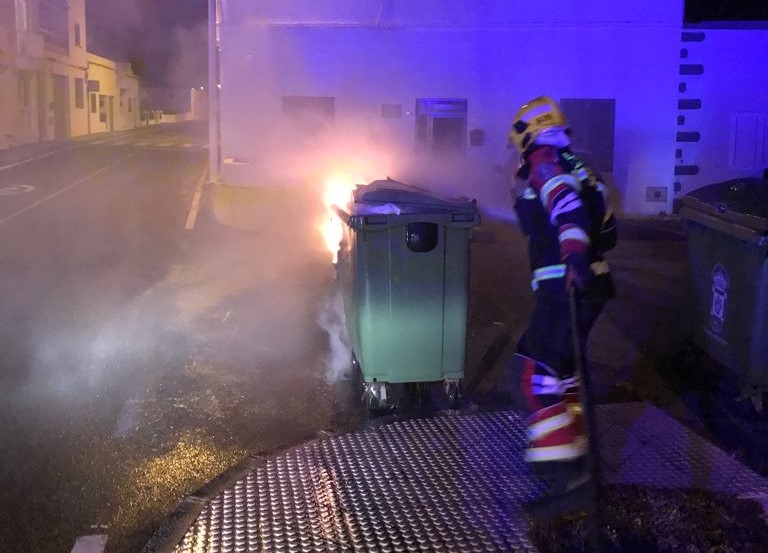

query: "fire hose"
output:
569 285 606 552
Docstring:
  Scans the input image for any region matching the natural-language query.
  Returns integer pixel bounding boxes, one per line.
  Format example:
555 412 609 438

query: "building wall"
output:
0 0 139 147
675 25 768 196
141 87 195 114
86 53 118 134
116 62 140 131
0 69 12 149
219 0 684 214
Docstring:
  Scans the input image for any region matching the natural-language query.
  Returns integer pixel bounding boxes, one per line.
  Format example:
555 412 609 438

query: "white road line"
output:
70 534 108 553
185 163 209 230
0 152 139 226
0 144 79 173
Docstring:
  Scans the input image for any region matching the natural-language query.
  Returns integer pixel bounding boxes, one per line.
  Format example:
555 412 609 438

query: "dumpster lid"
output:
682 178 768 233
352 178 477 215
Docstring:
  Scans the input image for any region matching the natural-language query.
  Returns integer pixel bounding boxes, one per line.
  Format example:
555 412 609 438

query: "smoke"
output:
315 290 352 383
86 0 208 88
168 22 209 89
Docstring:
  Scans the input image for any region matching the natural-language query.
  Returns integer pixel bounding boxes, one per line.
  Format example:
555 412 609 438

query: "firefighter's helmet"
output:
509 96 569 154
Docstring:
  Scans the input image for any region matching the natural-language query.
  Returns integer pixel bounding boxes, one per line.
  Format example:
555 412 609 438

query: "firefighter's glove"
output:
565 253 594 292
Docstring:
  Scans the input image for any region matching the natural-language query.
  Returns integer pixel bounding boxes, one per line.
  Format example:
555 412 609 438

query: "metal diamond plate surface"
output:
172 403 768 553
176 411 542 552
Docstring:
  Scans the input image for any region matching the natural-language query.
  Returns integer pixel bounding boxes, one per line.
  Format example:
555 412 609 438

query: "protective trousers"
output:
511 287 606 465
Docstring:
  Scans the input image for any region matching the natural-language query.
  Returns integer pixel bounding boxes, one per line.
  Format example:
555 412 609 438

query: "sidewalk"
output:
146 402 768 553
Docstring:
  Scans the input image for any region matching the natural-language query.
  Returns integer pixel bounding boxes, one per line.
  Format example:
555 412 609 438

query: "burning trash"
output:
330 178 479 413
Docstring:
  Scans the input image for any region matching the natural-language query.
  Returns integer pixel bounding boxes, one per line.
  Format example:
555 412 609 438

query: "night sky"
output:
685 0 768 23
85 0 767 89
85 0 208 88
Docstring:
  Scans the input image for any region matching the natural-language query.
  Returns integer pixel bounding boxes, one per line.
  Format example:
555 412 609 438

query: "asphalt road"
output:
0 123 361 553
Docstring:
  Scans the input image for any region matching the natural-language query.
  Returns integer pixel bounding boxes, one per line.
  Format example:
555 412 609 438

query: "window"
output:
559 98 616 172
90 93 97 113
74 23 81 47
128 98 133 113
415 98 468 154
99 95 107 123
74 78 84 108
39 0 69 52
17 71 31 107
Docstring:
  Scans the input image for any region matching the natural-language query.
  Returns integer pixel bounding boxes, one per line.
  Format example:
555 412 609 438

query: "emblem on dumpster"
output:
710 263 729 334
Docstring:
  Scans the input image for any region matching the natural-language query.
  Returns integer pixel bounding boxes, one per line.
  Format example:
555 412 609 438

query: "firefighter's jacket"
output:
514 145 616 295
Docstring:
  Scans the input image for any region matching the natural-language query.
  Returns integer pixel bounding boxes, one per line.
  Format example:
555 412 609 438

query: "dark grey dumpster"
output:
680 178 768 390
335 179 479 410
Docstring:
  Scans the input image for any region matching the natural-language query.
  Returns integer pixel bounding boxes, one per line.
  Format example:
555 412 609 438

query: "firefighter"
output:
507 96 616 499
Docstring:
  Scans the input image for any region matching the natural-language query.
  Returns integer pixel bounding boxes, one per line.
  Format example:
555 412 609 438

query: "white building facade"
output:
674 23 768 198
0 0 140 148
217 0 689 214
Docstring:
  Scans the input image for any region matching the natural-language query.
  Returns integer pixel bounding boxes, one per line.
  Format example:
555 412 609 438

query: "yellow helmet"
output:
508 96 569 154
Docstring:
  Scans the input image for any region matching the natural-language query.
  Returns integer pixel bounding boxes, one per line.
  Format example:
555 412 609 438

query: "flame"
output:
321 174 365 264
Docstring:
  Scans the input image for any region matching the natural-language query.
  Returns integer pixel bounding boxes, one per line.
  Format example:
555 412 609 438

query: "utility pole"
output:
208 0 221 183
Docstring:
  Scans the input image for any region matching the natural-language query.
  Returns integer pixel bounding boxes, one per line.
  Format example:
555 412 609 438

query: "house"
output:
215 0 768 214
0 0 141 148
673 22 768 195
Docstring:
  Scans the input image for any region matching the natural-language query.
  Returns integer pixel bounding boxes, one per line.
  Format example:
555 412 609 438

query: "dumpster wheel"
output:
352 351 395 415
444 378 463 410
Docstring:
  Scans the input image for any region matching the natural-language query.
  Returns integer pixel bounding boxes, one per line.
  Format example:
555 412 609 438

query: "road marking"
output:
0 152 138 225
185 163 209 230
0 144 79 173
70 534 108 553
0 184 35 196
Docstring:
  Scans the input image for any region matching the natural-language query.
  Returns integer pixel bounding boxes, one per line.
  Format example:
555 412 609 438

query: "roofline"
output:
685 20 768 30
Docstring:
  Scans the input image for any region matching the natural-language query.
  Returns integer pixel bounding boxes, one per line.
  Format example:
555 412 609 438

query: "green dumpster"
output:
680 178 768 391
335 179 479 410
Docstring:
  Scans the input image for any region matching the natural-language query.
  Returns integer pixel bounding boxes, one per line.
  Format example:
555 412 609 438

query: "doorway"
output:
51 74 69 139
415 98 468 154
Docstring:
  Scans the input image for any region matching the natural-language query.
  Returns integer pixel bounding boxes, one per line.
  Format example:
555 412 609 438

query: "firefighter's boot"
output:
525 459 593 519
511 354 590 517
510 354 586 463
